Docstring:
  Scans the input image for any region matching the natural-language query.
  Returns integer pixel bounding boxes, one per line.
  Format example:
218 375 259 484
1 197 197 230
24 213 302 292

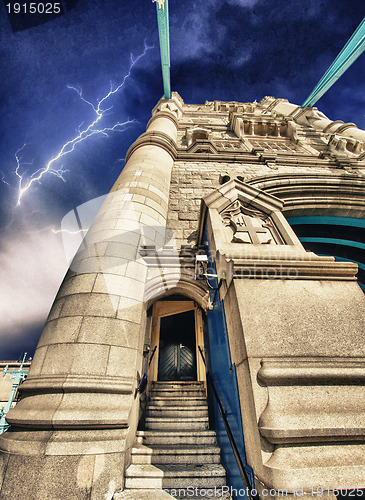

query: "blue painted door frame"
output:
202 227 255 499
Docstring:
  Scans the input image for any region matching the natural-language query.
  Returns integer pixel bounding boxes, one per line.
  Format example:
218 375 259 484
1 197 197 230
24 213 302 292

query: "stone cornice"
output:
147 110 179 129
175 150 365 169
19 374 134 395
258 358 365 444
247 173 365 218
258 358 365 386
231 257 358 280
125 130 178 162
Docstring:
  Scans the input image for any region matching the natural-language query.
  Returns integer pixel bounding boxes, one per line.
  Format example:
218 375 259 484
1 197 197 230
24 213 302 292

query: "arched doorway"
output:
147 297 206 389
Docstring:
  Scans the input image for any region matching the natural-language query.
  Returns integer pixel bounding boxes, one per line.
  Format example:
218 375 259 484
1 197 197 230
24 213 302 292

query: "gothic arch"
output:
145 281 208 386
246 173 365 218
145 274 209 311
246 173 365 290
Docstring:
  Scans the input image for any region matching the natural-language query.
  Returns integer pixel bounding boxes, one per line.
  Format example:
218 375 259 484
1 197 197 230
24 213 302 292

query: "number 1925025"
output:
6 3 61 14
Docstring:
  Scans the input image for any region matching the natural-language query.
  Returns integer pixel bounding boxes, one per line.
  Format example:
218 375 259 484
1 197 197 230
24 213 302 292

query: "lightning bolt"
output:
0 171 11 187
14 41 153 206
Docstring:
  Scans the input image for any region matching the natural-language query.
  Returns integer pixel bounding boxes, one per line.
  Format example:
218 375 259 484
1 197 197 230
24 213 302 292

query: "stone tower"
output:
0 93 364 499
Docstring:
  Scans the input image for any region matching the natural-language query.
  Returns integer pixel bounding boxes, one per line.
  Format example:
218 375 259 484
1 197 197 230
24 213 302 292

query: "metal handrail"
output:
198 346 259 500
148 346 158 366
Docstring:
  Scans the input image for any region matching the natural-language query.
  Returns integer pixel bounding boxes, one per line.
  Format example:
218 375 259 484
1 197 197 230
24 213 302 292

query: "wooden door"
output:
158 310 196 381
148 300 206 391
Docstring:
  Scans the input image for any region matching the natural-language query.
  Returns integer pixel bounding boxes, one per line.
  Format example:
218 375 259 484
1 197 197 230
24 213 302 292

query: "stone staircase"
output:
118 381 230 499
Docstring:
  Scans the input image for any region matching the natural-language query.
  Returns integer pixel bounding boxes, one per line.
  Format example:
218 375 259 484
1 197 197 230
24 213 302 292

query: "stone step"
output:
162 490 233 500
114 489 232 500
131 444 221 464
126 381 229 496
147 406 208 418
114 489 232 499
145 417 209 431
124 463 226 489
149 389 206 398
113 490 175 499
152 381 204 387
149 396 207 406
136 430 217 446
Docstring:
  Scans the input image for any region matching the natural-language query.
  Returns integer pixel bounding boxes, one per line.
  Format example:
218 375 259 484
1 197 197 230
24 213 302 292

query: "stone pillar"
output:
0 95 181 500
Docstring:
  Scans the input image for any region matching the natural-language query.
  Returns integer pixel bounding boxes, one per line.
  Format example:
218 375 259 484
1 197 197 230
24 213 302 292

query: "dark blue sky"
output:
0 0 364 359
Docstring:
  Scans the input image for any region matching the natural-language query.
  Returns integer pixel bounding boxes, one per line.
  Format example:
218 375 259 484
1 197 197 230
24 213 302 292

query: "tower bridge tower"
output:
0 93 364 499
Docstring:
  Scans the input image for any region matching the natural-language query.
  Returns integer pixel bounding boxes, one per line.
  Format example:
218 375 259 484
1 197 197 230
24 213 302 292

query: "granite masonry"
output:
0 93 364 499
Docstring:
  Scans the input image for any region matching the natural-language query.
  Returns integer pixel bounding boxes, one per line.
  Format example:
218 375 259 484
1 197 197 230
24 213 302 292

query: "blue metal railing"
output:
198 346 259 500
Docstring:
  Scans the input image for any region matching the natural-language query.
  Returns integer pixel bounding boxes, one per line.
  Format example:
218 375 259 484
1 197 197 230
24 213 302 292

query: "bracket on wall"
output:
195 252 234 303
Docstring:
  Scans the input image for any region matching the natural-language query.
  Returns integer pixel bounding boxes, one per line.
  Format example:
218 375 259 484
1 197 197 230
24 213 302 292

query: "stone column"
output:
0 94 182 500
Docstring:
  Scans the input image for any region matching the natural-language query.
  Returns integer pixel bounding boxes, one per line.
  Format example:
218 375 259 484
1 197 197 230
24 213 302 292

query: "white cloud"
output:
171 0 257 65
0 228 68 343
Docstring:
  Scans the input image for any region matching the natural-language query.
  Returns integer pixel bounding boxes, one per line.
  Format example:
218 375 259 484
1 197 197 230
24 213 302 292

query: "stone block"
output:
0 454 92 500
93 273 127 296
89 451 125 500
144 197 168 217
36 344 75 375
71 256 128 275
72 344 111 376
51 392 131 427
114 218 141 232
140 213 162 227
6 393 64 429
57 274 97 299
178 212 198 221
87 218 118 232
106 346 138 377
92 275 145 302
139 204 166 223
47 297 65 321
27 345 48 376
77 316 141 348
87 229 141 248
59 293 118 319
131 194 146 204
0 453 8 492
106 242 137 262
38 316 83 347
233 279 365 358
117 297 144 325
125 261 147 282
44 429 127 457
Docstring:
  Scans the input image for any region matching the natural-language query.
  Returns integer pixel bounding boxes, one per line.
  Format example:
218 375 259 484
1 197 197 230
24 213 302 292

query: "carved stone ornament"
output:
156 101 182 119
221 200 278 244
186 127 211 148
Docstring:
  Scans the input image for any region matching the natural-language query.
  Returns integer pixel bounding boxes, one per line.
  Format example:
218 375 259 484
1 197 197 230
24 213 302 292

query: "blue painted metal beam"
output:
154 0 171 99
299 237 365 251
302 17 365 107
287 216 365 291
203 227 254 497
288 216 365 228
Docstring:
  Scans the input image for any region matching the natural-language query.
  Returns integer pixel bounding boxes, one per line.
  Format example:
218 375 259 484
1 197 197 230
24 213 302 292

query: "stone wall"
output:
166 95 365 248
166 161 348 248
